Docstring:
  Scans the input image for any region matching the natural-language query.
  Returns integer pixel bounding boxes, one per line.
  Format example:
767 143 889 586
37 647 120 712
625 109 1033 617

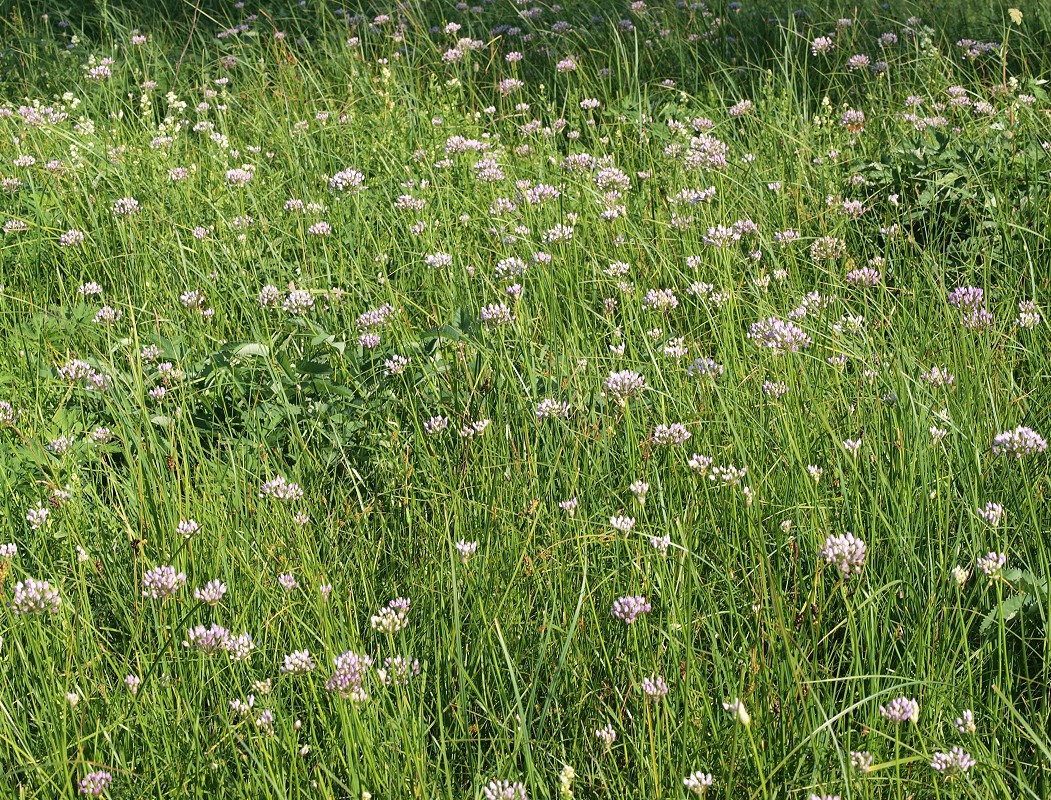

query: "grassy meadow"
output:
0 0 1050 797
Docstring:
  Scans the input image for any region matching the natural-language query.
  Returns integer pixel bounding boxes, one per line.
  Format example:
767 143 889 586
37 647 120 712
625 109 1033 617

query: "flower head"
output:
820 533 867 576
142 566 186 599
611 595 651 623
880 696 920 724
11 578 61 615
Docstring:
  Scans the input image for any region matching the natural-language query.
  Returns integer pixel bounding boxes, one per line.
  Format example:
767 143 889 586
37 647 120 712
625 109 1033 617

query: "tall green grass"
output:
0 1 1048 798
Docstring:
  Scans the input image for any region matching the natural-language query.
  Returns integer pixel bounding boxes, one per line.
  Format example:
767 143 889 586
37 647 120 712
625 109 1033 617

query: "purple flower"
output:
992 426 1046 457
11 578 61 615
483 780 527 800
79 771 113 796
820 533 867 576
640 675 669 699
326 650 373 700
142 566 186 599
183 623 231 654
280 650 316 674
749 318 811 353
603 370 647 404
931 746 976 775
611 595 651 623
977 551 1006 577
880 696 919 724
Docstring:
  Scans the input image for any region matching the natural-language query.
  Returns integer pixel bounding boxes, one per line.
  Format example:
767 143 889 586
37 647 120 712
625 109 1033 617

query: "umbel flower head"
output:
880 696 920 724
603 370 647 404
820 533 867 576
11 578 61 616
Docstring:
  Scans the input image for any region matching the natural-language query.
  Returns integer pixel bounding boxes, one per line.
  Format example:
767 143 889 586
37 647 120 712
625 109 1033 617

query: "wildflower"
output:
683 772 713 795
125 674 141 695
810 236 846 262
283 289 314 315
27 503 50 530
255 709 275 734
60 229 85 247
424 416 449 435
377 655 420 686
459 420 491 438
955 709 976 734
603 370 647 404
0 543 15 559
226 633 256 661
11 578 61 615
811 36 835 55
842 438 862 455
850 751 873 772
595 723 616 750
78 771 113 796
610 516 636 535
765 378 790 397
723 697 750 726
536 399 571 420
920 367 955 387
992 426 1047 457
630 481 648 505
978 503 1004 526
820 533 867 576
749 317 811 353
846 267 881 286
384 355 411 376
728 99 753 117
688 454 713 475
183 624 231 654
225 167 254 186
977 552 1006 577
329 168 367 194
611 596 651 624
948 286 992 329
652 423 691 445
281 650 317 674
709 464 747 486
642 288 678 311
649 534 671 555
176 519 200 538
951 565 969 586
454 540 478 563
558 764 575 799
278 573 299 591
326 650 373 701
371 597 411 634
194 580 227 606
931 747 976 776
684 134 730 171
640 675 669 699
688 357 723 378
480 303 515 328
142 566 186 599
559 498 578 517
880 696 920 724
482 780 527 800
111 197 139 216
1013 300 1041 329
259 476 304 500
703 224 740 248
